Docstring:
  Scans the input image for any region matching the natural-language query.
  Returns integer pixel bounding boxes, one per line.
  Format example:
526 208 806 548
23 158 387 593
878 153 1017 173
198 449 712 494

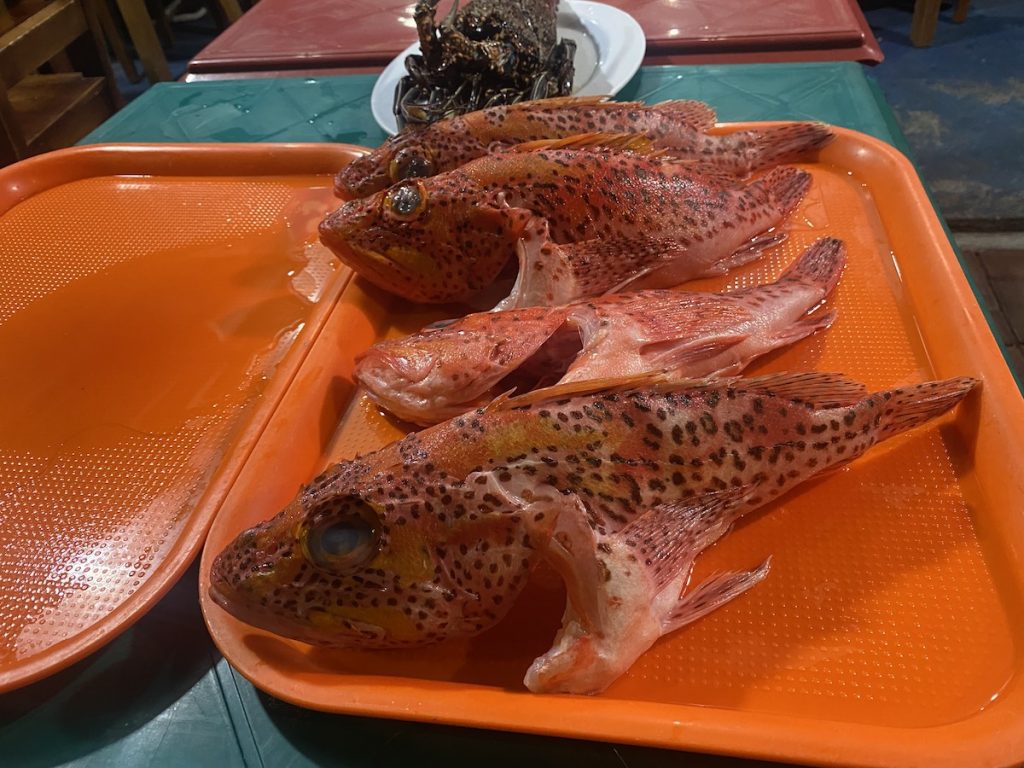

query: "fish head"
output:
319 178 530 303
209 449 539 647
355 310 565 424
334 131 438 198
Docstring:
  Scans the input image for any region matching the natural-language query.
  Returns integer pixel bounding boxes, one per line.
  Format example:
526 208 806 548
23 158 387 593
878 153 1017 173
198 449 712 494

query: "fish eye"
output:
302 498 381 573
388 147 435 182
383 181 428 222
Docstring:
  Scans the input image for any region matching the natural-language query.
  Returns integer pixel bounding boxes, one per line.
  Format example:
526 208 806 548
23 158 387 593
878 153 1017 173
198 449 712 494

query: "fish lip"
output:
208 569 392 648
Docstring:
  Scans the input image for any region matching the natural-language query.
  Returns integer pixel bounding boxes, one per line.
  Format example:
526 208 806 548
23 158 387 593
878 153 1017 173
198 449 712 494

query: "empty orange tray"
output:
195 130 1024 768
0 143 364 691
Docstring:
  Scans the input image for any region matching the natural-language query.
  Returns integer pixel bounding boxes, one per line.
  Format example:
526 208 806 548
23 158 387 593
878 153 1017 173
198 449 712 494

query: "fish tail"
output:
874 377 979 443
747 122 835 172
761 166 812 217
777 237 847 294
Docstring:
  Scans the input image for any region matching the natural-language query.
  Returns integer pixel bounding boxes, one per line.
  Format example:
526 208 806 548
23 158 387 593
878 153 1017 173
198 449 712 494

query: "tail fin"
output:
874 378 979 443
778 237 847 294
761 166 812 217
747 123 834 171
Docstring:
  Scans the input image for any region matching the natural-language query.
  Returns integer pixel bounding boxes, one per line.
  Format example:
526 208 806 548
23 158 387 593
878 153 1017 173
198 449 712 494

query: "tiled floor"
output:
861 0 1024 228
957 234 1024 382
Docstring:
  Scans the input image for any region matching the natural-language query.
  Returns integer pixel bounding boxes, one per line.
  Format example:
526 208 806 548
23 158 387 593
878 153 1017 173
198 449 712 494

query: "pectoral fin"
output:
641 332 750 370
525 486 762 694
665 559 771 633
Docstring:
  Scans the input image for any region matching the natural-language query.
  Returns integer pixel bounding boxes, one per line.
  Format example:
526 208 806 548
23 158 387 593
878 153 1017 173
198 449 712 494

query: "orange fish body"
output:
357 238 845 425
209 371 977 694
336 96 833 197
321 142 811 306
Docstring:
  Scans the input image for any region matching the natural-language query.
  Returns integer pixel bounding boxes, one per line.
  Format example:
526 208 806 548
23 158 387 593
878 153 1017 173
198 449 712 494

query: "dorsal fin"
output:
509 132 658 155
727 372 868 407
494 370 682 410
491 371 868 411
519 95 616 109
652 99 717 131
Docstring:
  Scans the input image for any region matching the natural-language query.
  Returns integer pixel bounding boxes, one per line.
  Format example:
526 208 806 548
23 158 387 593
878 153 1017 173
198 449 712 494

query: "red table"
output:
184 0 881 82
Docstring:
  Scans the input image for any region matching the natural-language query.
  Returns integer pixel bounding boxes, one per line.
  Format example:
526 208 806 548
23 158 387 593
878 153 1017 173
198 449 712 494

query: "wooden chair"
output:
0 0 121 166
107 0 244 85
911 0 970 47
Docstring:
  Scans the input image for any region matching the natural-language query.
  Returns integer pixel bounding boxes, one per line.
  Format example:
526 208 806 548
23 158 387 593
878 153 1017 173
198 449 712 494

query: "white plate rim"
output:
370 0 646 136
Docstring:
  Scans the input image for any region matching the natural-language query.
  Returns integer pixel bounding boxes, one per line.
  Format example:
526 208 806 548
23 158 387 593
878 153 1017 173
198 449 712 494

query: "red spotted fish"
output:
356 238 845 425
208 370 977 694
335 96 834 197
320 138 812 306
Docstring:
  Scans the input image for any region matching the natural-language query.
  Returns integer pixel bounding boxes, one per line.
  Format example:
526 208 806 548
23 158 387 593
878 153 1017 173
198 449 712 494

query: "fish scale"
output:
209 371 977 695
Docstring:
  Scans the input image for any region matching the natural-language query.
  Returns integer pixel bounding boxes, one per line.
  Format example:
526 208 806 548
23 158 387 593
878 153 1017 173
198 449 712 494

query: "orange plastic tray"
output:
0 143 365 691
196 129 1024 768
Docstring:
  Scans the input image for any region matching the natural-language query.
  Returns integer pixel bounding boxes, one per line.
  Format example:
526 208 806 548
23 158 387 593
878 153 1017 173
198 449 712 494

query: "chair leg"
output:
953 0 969 23
146 0 174 48
98 0 143 83
0 83 26 166
114 0 172 82
911 0 942 47
216 0 242 24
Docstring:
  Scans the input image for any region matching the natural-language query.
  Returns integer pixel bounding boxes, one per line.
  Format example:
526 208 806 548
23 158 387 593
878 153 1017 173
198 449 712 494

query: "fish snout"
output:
357 345 438 387
319 198 368 247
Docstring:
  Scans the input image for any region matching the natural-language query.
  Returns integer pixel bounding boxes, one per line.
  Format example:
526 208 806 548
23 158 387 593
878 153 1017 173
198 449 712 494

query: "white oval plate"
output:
370 0 646 136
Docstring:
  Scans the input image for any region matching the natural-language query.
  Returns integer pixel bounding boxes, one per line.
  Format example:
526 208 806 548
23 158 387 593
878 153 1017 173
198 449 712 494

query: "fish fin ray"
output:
653 99 717 131
641 332 750 370
564 237 683 294
874 378 978 442
499 214 582 308
665 559 772 633
703 232 786 276
510 132 657 155
731 371 868 406
617 486 758 592
746 122 834 170
777 237 846 292
496 368 872 411
764 309 836 348
760 166 812 216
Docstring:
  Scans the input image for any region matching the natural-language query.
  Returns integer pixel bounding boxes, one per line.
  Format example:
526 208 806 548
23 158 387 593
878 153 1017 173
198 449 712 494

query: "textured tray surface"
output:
0 145 362 691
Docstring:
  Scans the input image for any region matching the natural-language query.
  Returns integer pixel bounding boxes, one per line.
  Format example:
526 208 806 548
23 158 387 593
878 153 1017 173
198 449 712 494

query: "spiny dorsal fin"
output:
492 371 868 411
496 370 681 410
652 99 717 131
720 372 868 407
519 95 616 109
509 132 658 155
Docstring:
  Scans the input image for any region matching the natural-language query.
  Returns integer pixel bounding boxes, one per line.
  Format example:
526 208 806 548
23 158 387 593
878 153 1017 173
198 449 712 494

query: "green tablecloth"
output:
0 62 967 768
84 63 909 152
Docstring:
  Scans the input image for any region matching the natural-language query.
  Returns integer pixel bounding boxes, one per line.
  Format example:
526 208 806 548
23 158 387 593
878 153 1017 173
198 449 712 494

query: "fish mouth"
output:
208 578 391 648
